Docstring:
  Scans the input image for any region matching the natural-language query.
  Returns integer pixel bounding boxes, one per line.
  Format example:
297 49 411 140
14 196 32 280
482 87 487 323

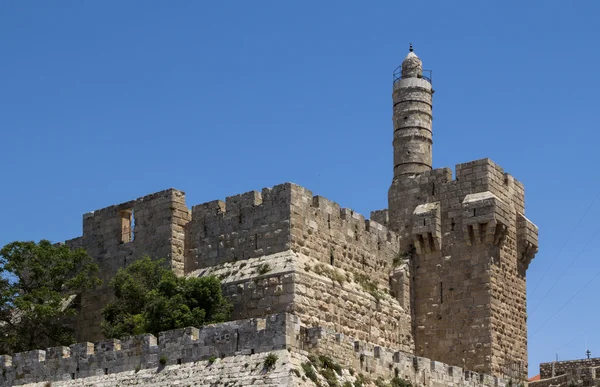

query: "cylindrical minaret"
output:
392 45 433 177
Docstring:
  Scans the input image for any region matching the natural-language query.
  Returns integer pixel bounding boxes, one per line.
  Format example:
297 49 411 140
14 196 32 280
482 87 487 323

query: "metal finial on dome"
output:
409 43 413 52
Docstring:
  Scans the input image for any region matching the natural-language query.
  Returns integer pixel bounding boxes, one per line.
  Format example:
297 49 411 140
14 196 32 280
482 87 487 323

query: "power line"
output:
530 268 600 337
529 223 600 315
529 191 600 298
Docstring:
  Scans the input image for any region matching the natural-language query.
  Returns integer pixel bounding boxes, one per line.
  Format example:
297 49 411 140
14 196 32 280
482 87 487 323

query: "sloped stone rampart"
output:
190 250 414 352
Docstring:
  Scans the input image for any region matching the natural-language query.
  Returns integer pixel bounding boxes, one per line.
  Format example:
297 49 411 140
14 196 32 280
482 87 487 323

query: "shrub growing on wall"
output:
102 256 232 338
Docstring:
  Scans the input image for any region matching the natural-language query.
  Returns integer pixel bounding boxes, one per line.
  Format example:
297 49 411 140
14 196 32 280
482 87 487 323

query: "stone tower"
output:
386 46 538 379
392 44 433 177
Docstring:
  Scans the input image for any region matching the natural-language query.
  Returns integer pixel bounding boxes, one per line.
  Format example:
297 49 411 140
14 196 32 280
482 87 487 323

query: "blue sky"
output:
1 1 599 377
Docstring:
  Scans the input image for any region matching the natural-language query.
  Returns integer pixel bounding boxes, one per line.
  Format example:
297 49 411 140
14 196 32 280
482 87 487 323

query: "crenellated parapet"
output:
0 314 295 386
186 183 293 271
187 183 401 285
303 323 510 387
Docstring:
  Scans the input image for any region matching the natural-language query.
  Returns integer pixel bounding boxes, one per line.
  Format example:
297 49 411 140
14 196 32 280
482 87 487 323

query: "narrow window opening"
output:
440 282 444 304
327 214 331 229
431 182 436 196
131 210 135 241
177 359 182 365
254 234 258 250
330 248 334 265
355 225 359 241
251 349 255 355
377 240 381 251
451 218 455 231
423 218 426 226
120 209 134 243
238 213 243 224
71 373 75 380
104 368 108 375
473 208 477 217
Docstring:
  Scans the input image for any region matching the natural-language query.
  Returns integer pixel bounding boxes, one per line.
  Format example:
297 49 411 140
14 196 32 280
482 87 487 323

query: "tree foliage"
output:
0 240 101 354
102 256 231 338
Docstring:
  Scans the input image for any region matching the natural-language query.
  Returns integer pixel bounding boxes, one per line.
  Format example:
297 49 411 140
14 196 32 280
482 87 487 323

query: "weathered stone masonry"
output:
66 182 414 353
0 313 513 387
13 46 539 386
376 47 538 379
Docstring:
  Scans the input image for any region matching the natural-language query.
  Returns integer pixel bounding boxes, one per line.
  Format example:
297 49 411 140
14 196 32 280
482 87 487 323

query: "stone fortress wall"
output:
64 189 190 342
0 313 513 387
64 182 413 352
530 358 600 387
5 47 540 386
186 183 399 288
540 358 600 379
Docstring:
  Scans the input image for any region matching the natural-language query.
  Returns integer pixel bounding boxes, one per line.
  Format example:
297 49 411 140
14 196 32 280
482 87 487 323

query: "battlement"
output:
0 313 295 386
303 324 510 386
187 182 401 274
0 312 512 387
539 358 600 380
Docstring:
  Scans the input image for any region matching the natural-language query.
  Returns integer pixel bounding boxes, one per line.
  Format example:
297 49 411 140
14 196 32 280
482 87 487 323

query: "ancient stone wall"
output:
0 313 296 386
0 313 509 387
288 185 400 288
65 182 410 351
65 188 190 342
192 250 414 352
182 183 412 350
186 183 400 288
540 358 600 379
385 158 537 379
185 184 293 271
302 320 510 387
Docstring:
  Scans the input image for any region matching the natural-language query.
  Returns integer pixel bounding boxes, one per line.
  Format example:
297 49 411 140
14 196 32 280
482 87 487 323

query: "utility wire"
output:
529 191 600 298
530 222 600 315
530 268 600 337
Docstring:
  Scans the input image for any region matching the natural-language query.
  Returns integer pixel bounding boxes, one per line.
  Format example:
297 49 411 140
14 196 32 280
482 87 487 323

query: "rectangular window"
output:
120 209 134 243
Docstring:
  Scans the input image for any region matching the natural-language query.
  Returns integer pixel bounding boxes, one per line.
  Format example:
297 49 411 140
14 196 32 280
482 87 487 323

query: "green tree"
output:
102 256 231 338
0 240 101 354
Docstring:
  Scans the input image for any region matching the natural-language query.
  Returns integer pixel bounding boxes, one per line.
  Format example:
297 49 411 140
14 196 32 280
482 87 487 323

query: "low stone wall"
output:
529 374 569 387
302 324 511 387
0 314 296 386
1 312 513 387
540 358 600 379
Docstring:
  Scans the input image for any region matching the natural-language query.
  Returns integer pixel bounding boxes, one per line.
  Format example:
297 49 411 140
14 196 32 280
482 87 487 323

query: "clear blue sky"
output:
1 1 599 377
